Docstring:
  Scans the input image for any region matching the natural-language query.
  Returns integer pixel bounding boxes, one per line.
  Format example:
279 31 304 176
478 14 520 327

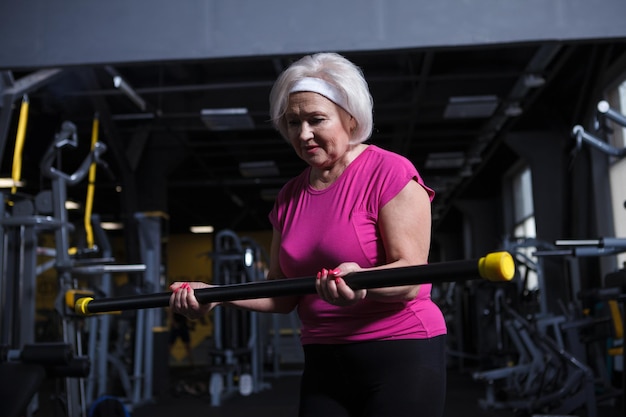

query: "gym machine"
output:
443 238 545 373
570 98 626 414
470 237 626 417
473 100 626 416
0 119 154 416
0 343 91 417
0 120 108 417
472 287 599 417
479 295 599 416
77 212 162 411
201 229 271 406
538 239 626 409
572 100 626 158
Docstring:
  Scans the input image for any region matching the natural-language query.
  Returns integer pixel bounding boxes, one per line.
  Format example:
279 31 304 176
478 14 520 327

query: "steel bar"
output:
73 251 514 316
71 264 147 274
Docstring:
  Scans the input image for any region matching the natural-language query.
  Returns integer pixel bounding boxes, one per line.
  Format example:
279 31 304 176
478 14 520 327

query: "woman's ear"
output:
350 116 357 133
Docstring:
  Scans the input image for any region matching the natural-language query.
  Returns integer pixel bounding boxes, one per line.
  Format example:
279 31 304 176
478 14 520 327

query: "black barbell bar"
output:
72 251 515 317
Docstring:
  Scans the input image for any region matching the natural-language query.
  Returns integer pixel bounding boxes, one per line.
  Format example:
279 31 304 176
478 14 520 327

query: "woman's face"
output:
284 92 355 169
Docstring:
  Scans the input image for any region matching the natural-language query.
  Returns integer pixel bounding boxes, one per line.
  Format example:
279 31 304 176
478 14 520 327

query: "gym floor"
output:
128 365 624 417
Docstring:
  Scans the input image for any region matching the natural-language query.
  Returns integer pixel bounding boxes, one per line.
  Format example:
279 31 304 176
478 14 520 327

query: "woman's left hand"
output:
169 281 218 320
315 262 367 306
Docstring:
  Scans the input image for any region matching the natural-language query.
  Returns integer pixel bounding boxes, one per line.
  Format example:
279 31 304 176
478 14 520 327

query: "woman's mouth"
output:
304 145 319 154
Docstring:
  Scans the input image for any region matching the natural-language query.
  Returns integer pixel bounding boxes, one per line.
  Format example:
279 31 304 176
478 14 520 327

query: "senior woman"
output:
170 52 447 417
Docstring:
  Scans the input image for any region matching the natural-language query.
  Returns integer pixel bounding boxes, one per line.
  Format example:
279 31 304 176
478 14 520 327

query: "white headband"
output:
289 77 349 110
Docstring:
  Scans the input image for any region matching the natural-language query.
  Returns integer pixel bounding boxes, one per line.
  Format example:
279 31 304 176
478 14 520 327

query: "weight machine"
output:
472 239 599 416
0 120 108 417
572 100 626 158
570 98 626 414
206 229 271 406
0 119 159 416
0 343 91 417
473 100 626 416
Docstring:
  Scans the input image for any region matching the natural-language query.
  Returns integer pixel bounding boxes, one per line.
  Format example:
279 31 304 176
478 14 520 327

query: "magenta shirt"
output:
269 145 447 344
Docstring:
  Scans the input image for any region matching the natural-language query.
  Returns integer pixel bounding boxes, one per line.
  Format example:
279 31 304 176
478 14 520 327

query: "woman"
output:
170 52 447 417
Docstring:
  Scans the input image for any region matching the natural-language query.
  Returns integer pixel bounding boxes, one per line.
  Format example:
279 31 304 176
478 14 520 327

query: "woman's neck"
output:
309 143 368 190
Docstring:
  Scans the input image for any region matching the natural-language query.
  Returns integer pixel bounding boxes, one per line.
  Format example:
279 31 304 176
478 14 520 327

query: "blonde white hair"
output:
269 52 374 144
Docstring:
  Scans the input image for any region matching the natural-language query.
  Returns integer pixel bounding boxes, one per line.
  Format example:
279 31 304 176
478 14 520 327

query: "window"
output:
511 166 539 290
605 80 626 149
607 78 626 267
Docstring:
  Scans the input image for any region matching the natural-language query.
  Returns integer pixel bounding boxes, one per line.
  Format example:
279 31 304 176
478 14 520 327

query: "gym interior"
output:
2 1 626 416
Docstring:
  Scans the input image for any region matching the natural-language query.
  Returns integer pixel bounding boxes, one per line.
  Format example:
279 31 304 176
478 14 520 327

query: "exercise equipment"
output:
535 237 626 258
474 237 626 416
0 119 155 417
204 229 271 406
0 120 109 417
538 239 626 411
473 295 599 417
84 115 100 250
572 100 626 158
78 212 164 412
10 95 28 195
0 343 90 417
71 251 514 316
73 247 512 408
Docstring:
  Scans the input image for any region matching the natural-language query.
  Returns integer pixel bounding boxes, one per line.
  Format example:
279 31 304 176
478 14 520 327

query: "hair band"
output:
289 77 349 110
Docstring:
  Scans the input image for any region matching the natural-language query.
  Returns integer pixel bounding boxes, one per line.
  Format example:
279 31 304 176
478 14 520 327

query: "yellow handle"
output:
74 297 94 316
11 96 29 194
478 251 515 282
84 115 99 249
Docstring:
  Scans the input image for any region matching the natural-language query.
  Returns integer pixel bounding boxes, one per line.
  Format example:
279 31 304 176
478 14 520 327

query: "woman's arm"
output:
223 228 299 313
366 179 432 300
328 179 432 303
170 228 299 319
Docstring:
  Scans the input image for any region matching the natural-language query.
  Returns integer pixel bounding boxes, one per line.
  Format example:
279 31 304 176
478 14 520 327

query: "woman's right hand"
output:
169 281 219 320
316 262 366 307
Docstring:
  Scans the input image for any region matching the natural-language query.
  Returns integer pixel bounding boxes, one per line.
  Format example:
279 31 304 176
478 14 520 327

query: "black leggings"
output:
298 336 446 417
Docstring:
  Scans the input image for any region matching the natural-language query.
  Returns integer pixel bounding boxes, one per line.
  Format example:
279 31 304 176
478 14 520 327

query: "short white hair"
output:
269 52 374 144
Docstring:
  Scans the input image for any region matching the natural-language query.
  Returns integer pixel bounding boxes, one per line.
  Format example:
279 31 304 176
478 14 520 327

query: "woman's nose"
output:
298 123 313 140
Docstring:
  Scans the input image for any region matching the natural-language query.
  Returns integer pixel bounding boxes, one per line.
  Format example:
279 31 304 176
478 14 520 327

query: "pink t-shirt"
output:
269 145 447 344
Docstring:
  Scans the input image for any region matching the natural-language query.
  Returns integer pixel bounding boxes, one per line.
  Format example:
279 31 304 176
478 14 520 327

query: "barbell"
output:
71 251 515 317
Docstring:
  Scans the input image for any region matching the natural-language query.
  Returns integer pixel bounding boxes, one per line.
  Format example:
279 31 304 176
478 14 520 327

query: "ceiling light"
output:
190 225 214 234
504 103 523 117
424 152 466 169
65 200 81 210
101 221 124 231
523 74 545 88
0 178 24 188
201 108 254 131
239 161 279 177
443 95 499 119
112 113 155 121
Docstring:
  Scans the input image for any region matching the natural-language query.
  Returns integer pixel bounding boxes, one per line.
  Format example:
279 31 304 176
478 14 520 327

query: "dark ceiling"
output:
2 40 626 236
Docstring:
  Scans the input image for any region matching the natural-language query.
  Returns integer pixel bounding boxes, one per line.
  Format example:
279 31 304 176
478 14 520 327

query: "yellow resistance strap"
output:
11 95 29 195
84 115 99 249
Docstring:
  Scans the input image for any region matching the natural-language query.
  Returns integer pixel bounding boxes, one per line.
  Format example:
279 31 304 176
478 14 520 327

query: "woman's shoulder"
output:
363 145 417 172
367 145 435 200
